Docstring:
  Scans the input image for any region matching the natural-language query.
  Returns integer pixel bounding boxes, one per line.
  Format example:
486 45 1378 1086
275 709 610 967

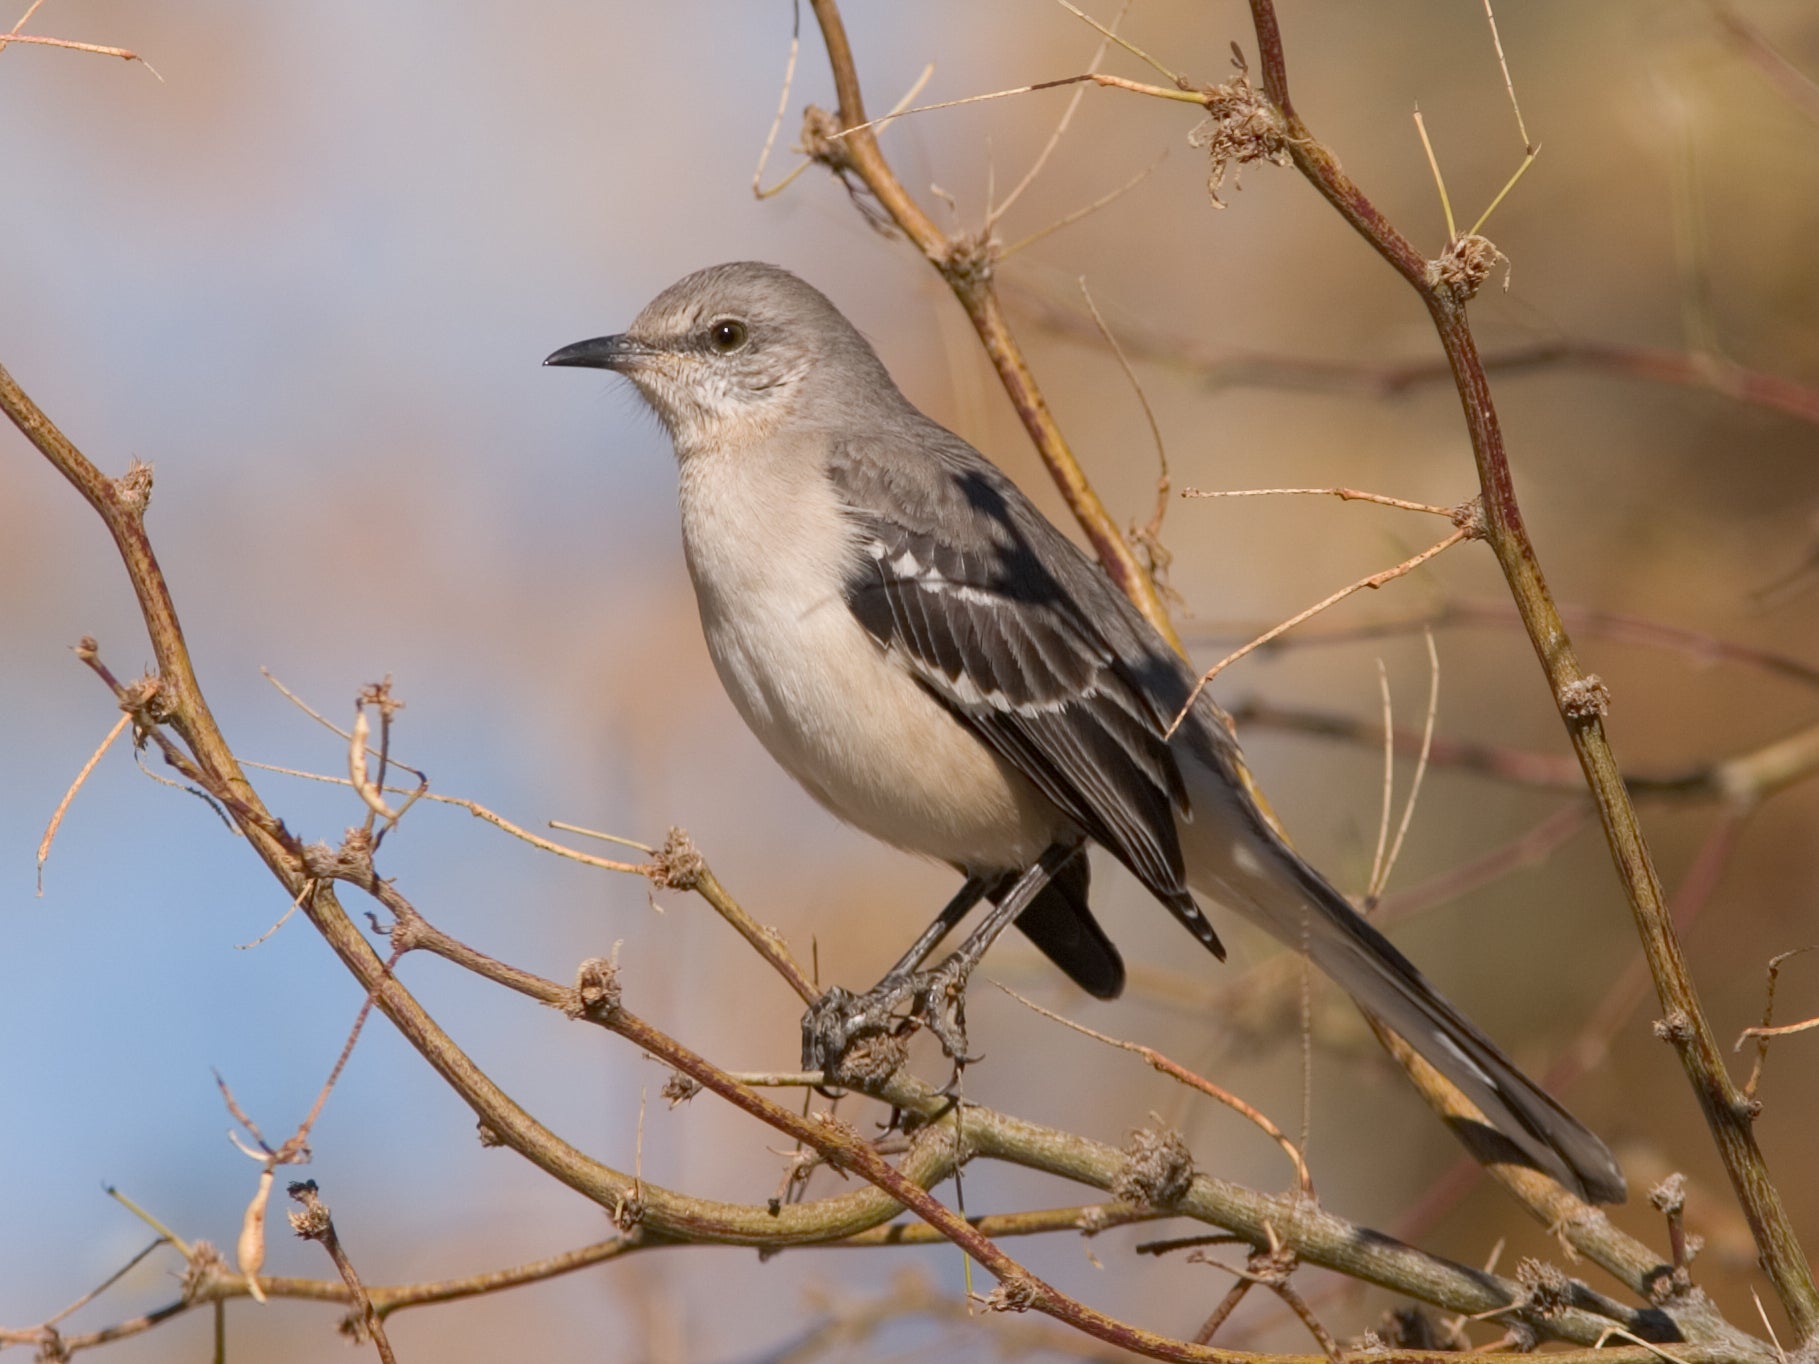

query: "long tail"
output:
1176 745 1626 1204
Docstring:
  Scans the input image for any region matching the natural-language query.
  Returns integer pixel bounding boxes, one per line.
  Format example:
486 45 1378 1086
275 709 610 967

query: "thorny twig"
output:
288 1182 396 1364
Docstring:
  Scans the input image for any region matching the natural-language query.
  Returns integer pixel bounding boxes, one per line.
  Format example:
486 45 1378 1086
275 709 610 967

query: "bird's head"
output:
545 261 896 458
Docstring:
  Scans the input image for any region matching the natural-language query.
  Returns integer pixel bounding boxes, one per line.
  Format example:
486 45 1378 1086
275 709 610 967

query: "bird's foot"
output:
801 959 977 1086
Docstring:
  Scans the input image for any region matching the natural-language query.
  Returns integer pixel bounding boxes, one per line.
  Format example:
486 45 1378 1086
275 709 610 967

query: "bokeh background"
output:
4 2 1817 1360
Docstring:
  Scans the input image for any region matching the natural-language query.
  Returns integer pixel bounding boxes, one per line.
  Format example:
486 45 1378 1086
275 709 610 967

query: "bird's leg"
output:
882 875 997 981
802 844 1081 1078
908 843 1079 1060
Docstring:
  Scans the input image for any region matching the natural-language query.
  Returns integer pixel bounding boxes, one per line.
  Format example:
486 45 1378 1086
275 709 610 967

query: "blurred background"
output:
4 1 1817 1359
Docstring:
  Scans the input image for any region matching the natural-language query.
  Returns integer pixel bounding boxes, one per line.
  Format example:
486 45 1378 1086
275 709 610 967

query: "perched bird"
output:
547 261 1625 1204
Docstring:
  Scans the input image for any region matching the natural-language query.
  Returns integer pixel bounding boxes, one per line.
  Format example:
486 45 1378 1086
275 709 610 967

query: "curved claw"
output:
801 958 981 1082
910 965 975 1063
801 980 913 1075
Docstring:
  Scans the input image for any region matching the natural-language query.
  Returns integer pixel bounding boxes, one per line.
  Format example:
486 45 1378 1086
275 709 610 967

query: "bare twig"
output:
236 877 314 950
1170 528 1470 734
752 0 806 197
1413 108 1455 240
0 29 155 73
4 0 48 37
1739 1015 1819 1044
1387 803 1593 924
1000 154 1164 259
1367 661 1397 900
1051 0 1186 87
1738 946 1818 1099
289 1182 395 1364
1183 485 1457 517
989 0 1130 227
992 980 1314 1196
243 759 652 874
38 1239 169 1330
103 1187 192 1259
1371 631 1440 904
1077 275 1171 565
37 710 130 892
1480 0 1531 148
260 668 425 782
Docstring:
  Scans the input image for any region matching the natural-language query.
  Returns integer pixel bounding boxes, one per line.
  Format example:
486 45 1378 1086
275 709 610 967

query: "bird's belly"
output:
694 576 1061 873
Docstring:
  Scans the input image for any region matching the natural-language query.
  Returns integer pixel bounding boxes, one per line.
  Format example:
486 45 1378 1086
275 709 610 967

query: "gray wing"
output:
828 429 1226 959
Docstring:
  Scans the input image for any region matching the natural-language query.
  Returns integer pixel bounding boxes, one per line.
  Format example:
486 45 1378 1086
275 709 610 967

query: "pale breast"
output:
675 448 1065 873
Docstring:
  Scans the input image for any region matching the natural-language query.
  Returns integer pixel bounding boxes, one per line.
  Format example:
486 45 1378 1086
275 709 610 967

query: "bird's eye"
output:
707 319 749 353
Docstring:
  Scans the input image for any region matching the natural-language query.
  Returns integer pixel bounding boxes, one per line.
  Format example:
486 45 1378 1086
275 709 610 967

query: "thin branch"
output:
39 1240 169 1330
1374 803 1594 931
1465 145 1539 240
1664 83 1720 359
235 877 313 950
1480 0 1531 148
1367 661 1396 900
103 1187 193 1259
1221 678 1819 810
1739 1015 1819 1043
260 668 427 783
242 759 651 875
823 73 1198 145
989 0 1130 226
999 153 1164 259
37 710 130 892
1077 274 1171 559
1184 485 1457 517
253 749 822 1001
1171 528 1470 735
0 29 151 67
752 0 805 197
1738 946 1818 1099
5 0 48 37
288 1182 396 1364
992 980 1314 1196
866 61 936 141
548 820 656 854
1050 0 1186 87
1374 630 1441 902
1413 107 1455 240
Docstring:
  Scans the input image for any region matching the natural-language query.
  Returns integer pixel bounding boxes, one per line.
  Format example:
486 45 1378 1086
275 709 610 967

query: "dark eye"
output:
707 319 748 353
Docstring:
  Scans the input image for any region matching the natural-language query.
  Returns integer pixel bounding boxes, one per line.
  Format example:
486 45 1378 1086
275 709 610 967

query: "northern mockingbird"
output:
547 261 1625 1204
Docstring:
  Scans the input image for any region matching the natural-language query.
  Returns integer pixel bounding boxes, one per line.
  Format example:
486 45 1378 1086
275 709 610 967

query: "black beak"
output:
543 334 652 371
